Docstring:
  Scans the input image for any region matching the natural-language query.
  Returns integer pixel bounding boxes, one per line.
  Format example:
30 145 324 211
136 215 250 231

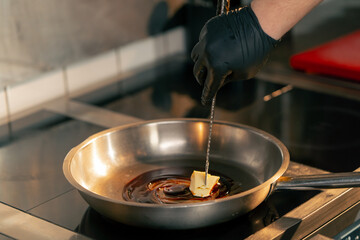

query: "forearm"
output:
251 0 323 40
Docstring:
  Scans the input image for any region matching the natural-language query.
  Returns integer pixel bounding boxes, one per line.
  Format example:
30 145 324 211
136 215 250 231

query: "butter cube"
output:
189 170 220 197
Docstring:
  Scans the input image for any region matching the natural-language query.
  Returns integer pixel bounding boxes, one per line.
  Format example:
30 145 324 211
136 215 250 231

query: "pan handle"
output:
275 172 360 190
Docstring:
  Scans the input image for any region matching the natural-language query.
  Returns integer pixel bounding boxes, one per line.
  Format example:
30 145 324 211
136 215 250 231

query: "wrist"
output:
250 1 284 40
250 0 323 40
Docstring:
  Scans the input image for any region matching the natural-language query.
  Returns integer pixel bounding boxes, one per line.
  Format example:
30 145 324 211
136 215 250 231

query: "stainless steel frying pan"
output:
63 119 360 229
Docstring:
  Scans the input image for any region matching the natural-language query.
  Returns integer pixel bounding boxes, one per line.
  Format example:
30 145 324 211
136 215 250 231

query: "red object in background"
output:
290 30 360 82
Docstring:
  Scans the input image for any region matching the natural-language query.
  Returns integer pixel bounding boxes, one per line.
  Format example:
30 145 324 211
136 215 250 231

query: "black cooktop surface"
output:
76 189 319 240
77 60 360 173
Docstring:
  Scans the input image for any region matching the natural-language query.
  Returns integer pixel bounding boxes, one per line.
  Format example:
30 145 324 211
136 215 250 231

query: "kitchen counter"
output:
0 54 359 239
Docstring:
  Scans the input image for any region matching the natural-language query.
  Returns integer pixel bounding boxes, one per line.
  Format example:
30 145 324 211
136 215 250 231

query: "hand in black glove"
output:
191 6 278 105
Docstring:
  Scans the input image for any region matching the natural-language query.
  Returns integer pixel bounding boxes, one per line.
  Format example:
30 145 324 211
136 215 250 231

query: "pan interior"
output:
90 158 261 203
67 120 287 204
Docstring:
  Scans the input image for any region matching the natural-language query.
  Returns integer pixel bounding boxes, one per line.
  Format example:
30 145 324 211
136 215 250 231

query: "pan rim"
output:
63 118 290 209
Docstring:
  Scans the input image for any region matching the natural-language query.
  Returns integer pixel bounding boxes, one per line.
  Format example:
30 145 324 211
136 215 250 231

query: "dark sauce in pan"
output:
123 167 242 204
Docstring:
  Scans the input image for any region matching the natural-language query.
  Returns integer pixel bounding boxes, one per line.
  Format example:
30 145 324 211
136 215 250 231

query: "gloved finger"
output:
201 69 230 106
193 59 207 86
191 42 201 62
198 24 208 40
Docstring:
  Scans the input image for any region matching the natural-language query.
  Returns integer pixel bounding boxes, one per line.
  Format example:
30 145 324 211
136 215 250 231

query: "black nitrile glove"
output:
191 6 279 105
